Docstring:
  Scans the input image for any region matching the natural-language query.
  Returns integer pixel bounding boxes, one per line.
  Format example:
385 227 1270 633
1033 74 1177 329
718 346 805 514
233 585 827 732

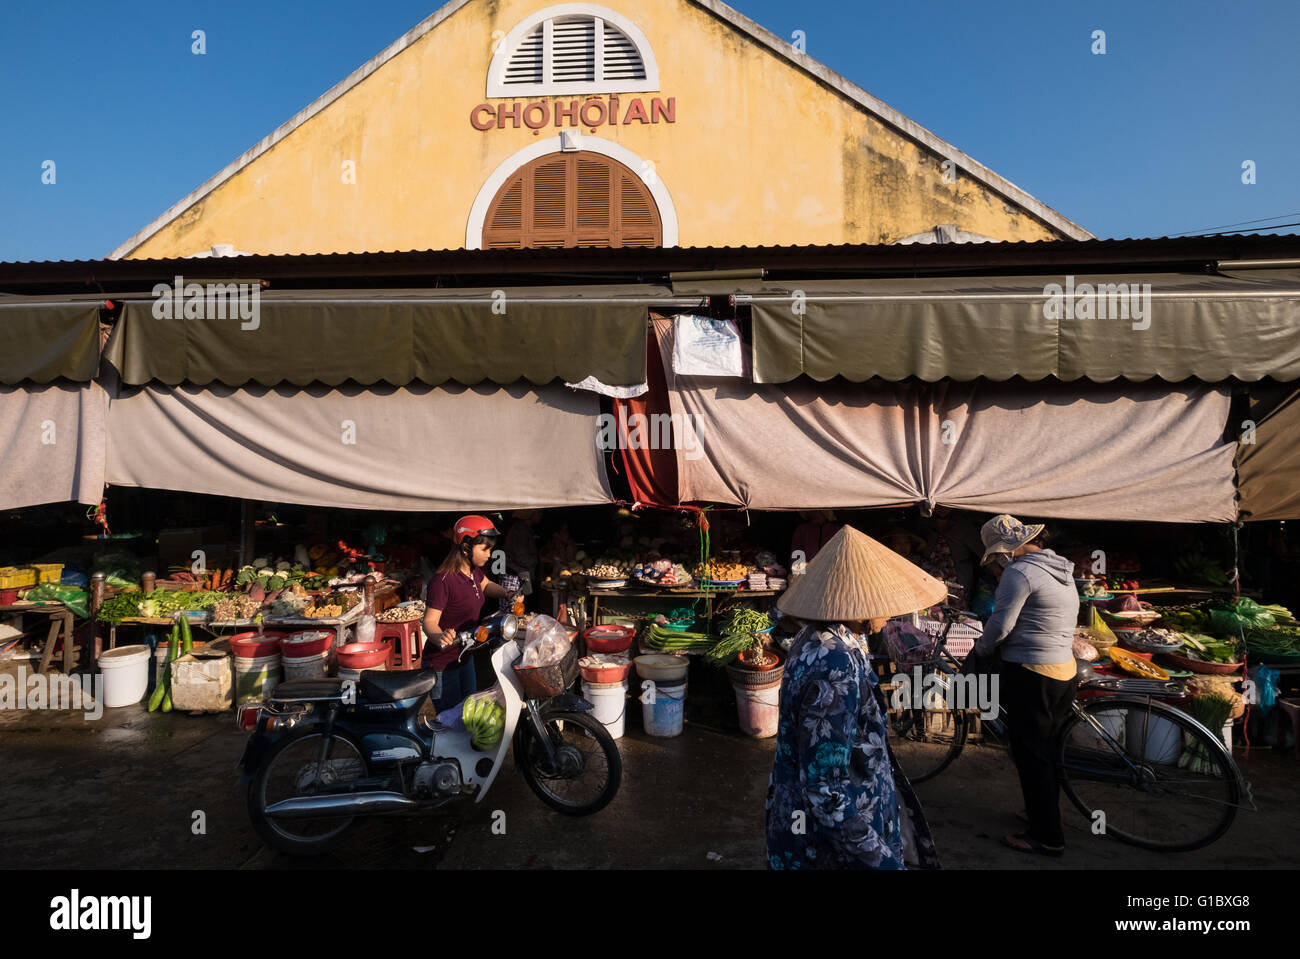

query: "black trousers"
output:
1000 662 1079 848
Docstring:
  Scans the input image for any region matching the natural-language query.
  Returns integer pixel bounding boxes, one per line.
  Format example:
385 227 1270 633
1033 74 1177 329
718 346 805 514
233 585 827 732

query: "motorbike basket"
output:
512 644 579 699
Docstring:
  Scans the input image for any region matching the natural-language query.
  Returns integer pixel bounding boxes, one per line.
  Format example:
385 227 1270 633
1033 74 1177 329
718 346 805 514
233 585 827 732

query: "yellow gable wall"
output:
123 0 1066 259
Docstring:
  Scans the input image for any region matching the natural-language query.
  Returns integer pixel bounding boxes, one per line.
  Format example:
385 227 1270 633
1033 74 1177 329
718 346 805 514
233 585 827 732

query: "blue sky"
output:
1 0 1297 261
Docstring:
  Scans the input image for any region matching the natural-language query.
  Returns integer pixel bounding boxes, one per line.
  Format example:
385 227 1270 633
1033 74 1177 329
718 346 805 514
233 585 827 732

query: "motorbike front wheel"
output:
514 710 621 816
247 731 367 856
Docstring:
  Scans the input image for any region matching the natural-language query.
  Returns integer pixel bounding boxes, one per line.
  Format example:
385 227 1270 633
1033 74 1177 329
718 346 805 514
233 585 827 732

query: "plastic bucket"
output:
98 645 151 707
1127 709 1182 764
282 649 331 682
234 652 282 703
1069 708 1126 749
338 664 387 683
733 681 781 738
642 679 686 738
582 679 628 740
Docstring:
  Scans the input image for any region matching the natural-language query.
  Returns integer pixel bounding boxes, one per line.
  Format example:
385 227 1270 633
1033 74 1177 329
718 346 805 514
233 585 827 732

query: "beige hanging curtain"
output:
105 381 612 511
654 319 1237 522
0 382 108 509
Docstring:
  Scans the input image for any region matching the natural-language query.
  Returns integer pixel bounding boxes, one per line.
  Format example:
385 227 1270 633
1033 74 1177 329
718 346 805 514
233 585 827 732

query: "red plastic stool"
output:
375 620 422 670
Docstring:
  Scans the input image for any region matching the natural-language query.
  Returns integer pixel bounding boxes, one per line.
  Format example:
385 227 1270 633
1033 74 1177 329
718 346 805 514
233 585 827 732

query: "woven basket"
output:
513 644 579 699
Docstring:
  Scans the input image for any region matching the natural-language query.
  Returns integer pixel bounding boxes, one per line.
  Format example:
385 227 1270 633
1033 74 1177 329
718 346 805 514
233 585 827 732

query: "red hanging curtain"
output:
614 329 678 507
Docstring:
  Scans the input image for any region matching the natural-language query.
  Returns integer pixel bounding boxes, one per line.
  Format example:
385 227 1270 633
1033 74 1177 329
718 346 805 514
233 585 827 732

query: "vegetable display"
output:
1178 695 1234 774
1173 552 1230 587
97 591 143 625
717 607 771 637
463 695 505 750
646 625 716 653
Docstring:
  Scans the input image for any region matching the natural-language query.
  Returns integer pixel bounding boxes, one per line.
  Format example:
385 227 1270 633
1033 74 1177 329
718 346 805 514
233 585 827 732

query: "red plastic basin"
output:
230 633 284 658
337 642 389 669
583 625 635 654
282 630 334 659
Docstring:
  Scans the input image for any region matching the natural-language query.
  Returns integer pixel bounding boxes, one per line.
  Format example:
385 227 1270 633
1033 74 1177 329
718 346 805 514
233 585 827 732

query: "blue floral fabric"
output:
766 623 939 870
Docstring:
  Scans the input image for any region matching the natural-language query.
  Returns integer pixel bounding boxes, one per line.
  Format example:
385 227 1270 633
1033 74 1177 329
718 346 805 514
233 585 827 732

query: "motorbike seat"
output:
360 668 441 704
272 678 348 701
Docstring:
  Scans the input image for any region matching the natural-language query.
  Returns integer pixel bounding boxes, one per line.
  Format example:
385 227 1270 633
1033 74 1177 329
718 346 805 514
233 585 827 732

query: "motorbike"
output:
238 611 622 855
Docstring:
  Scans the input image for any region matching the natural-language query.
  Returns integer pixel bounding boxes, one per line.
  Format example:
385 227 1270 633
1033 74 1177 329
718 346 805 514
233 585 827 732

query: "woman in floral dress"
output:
765 526 943 870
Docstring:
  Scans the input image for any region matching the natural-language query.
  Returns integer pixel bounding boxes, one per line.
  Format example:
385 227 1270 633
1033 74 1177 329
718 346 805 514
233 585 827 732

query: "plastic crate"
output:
915 617 983 658
30 564 64 585
0 567 37 589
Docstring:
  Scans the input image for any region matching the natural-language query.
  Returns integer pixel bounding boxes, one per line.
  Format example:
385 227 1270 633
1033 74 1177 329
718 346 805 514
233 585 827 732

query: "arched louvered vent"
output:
488 5 659 96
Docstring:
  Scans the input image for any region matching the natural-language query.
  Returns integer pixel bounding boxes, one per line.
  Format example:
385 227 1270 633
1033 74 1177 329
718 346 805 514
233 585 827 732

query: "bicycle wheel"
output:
884 665 969 784
1058 696 1241 852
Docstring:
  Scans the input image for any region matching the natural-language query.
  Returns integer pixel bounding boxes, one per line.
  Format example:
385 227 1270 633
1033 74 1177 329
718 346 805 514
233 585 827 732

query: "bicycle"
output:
883 605 1249 852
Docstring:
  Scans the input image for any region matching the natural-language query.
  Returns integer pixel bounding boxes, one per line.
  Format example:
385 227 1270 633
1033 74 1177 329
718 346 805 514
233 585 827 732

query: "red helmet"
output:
452 514 500 545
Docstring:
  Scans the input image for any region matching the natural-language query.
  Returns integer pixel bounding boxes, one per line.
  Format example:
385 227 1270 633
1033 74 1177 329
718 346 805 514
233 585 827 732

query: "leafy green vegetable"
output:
97 591 143 625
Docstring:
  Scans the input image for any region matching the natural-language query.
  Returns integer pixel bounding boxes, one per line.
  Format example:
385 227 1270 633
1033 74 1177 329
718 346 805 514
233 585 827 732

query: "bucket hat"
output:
979 514 1045 564
778 525 947 622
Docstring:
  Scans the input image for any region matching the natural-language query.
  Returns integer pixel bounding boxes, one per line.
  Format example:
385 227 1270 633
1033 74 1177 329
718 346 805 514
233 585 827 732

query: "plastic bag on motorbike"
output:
520 614 572 668
462 685 507 751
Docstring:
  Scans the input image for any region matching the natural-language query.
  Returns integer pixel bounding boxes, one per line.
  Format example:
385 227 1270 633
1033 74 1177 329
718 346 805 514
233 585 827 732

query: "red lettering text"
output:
651 97 676 124
470 104 495 130
522 101 550 129
554 100 579 126
580 99 608 127
496 102 522 129
623 98 650 124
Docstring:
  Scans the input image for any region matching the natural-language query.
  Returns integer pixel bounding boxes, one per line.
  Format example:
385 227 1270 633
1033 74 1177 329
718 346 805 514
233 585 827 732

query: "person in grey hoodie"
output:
973 514 1080 857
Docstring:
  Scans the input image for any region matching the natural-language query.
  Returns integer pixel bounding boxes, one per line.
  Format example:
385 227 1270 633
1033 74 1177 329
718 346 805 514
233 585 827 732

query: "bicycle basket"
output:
882 621 940 667
512 644 579 699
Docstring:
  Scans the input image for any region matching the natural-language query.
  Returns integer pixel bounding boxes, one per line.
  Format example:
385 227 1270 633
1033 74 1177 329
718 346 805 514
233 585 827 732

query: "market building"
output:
2 0 1299 857
108 0 1089 259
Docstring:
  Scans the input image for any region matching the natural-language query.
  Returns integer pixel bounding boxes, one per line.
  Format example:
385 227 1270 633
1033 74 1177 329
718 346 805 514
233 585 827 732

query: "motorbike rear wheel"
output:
247 731 367 856
514 710 621 816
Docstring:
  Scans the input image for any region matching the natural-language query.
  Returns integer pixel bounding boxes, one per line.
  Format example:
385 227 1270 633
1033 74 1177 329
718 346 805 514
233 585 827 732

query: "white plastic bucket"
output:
234 653 282 703
282 650 330 682
582 679 628 740
1070 708 1126 749
99 645 151 707
642 679 686 738
733 682 781 738
338 663 387 683
1127 709 1182 764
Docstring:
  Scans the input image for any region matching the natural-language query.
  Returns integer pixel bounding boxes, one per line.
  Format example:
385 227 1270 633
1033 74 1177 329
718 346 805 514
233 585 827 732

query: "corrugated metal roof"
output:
3 234 1299 294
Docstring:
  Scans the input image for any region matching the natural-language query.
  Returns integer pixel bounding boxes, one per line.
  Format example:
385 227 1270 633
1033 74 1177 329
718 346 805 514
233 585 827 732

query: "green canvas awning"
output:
102 285 690 388
740 270 1300 383
1237 384 1300 521
0 295 103 383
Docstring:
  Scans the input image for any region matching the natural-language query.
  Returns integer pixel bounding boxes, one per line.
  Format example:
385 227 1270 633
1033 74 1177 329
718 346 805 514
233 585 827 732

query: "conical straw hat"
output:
778 525 948 622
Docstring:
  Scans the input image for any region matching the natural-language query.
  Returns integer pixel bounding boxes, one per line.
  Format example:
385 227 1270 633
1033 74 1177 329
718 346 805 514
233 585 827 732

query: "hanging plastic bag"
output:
22 583 89 619
462 685 507 750
1248 663 1280 717
521 614 572 668
354 613 376 646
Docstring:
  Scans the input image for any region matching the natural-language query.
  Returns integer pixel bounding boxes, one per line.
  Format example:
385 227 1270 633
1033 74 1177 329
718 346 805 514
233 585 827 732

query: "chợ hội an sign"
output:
471 95 676 130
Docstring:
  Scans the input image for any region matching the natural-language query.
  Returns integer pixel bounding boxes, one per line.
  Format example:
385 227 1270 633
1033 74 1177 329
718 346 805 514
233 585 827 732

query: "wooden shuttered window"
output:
482 152 663 249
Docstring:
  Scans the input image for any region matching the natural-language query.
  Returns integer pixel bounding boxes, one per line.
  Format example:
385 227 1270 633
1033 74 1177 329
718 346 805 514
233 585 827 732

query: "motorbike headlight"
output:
501 614 519 641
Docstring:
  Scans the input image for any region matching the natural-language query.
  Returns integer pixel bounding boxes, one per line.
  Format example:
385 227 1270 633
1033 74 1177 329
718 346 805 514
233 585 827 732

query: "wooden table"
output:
0 603 77 675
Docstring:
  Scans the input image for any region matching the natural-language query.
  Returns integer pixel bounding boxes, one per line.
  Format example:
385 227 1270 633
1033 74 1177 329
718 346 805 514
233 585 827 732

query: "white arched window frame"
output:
486 3 660 97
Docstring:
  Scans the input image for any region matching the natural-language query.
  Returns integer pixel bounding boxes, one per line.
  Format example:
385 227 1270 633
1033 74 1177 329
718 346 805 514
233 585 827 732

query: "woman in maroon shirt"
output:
422 515 517 711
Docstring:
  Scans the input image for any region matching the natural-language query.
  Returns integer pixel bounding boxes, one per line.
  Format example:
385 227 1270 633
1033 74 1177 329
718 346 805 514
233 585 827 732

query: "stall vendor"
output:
422 515 517 711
